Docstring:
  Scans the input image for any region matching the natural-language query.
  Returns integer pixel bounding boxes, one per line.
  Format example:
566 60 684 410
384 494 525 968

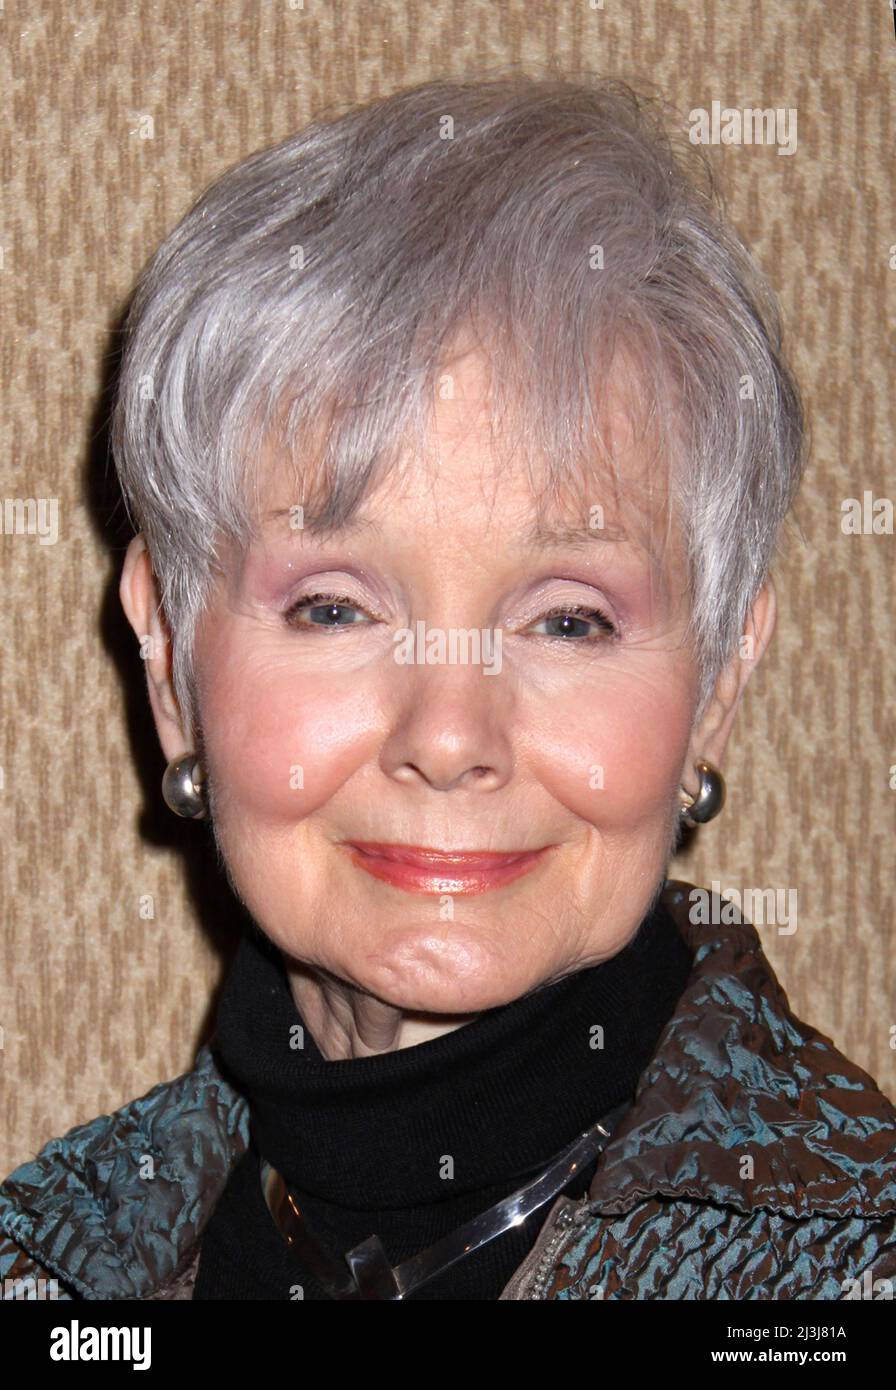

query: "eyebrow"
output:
259 505 666 591
522 520 634 547
263 508 634 546
524 519 672 594
261 508 380 538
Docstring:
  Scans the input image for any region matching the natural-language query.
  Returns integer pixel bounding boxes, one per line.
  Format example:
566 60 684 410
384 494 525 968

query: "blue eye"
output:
529 604 617 641
284 593 371 628
282 595 617 640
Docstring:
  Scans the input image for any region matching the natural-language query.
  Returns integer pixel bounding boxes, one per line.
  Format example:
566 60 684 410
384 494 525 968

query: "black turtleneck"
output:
193 886 693 1300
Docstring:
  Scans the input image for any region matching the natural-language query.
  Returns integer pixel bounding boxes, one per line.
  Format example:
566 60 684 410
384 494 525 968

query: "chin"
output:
356 924 543 1016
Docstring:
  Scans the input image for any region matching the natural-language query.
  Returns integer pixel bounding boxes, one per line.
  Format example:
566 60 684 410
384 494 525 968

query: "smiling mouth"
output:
338 841 555 895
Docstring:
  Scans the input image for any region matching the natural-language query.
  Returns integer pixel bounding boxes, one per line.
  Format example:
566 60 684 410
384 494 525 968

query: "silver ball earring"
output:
161 751 724 826
679 758 725 825
161 753 208 819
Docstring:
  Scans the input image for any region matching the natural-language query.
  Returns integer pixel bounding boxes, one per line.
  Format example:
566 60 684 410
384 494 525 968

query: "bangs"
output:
239 308 682 596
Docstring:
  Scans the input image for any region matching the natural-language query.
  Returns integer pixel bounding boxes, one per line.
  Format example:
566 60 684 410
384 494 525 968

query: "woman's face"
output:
185 348 708 1016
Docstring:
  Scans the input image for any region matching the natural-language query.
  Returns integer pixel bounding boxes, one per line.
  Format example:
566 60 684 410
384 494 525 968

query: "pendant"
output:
260 1099 631 1299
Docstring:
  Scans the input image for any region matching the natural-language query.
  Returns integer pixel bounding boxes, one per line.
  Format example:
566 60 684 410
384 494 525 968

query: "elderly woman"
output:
1 74 894 1304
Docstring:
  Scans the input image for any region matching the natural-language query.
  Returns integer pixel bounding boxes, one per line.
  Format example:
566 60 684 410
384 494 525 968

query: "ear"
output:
680 576 777 802
119 534 192 763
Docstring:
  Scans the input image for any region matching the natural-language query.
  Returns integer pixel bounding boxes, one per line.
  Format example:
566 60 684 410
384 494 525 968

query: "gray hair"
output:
111 73 805 742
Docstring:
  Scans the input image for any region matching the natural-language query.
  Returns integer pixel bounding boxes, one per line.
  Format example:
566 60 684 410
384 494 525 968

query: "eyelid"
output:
278 566 387 613
280 584 625 637
283 590 379 625
526 602 619 640
517 583 625 637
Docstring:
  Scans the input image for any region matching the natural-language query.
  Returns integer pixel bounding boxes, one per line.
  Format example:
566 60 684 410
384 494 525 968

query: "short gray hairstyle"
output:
111 73 805 742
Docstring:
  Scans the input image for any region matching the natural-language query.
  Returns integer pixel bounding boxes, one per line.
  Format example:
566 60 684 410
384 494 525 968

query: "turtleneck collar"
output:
207 884 694 1215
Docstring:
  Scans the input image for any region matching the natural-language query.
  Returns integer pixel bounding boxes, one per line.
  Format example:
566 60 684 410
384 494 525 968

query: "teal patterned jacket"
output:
2 881 895 1300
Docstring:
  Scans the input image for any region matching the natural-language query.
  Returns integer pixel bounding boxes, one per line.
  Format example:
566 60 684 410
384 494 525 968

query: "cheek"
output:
198 650 379 824
526 662 695 828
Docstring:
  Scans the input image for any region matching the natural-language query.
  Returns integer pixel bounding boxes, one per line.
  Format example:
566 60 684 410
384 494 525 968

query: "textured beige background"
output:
1 0 894 1177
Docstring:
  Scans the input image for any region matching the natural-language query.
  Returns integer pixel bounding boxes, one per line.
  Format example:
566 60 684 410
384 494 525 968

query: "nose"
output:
379 659 514 793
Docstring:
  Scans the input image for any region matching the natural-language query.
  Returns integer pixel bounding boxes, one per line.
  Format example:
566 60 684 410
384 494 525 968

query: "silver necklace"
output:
259 1098 631 1300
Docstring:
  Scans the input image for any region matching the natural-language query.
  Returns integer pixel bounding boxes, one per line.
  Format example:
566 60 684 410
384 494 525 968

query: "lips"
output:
339 841 553 895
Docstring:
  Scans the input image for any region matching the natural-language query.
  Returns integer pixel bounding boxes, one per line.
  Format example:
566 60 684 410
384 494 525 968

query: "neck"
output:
283 959 480 1058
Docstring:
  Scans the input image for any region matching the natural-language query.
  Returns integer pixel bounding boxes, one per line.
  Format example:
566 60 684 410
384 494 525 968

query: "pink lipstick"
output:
339 841 554 895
